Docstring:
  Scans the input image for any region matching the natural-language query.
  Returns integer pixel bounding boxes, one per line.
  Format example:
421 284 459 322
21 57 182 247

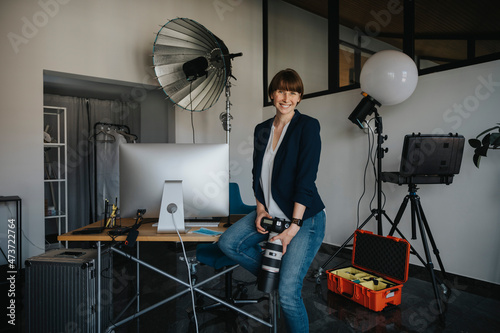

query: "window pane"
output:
339 45 354 87
416 39 468 70
267 0 328 101
339 0 404 87
415 0 500 70
476 40 500 57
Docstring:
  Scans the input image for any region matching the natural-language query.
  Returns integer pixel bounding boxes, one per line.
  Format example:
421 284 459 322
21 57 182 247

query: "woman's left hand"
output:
270 223 300 255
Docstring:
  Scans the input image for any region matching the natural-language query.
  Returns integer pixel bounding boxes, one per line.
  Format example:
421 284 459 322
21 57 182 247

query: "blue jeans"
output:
218 210 326 333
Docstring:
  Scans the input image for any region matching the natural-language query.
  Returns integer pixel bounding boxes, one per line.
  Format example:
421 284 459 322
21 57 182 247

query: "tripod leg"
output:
410 197 418 240
384 214 434 273
414 198 450 301
414 200 444 315
389 196 409 236
382 211 395 227
415 199 449 280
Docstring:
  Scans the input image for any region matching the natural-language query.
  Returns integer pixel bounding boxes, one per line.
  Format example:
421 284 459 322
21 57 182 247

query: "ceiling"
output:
281 0 500 64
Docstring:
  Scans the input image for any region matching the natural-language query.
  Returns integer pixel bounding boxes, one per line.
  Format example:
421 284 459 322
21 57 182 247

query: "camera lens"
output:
258 232 282 293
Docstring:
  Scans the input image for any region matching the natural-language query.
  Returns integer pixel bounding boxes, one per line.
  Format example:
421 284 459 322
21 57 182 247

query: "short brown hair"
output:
268 68 304 100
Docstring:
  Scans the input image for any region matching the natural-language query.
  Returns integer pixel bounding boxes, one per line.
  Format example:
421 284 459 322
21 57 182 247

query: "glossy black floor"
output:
105 242 500 333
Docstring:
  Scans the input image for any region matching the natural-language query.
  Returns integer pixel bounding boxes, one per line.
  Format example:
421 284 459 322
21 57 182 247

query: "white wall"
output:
0 0 498 284
292 60 500 284
0 0 262 266
267 0 328 95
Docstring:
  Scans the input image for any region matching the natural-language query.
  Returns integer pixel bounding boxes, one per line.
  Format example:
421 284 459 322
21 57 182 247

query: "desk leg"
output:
97 241 101 333
136 242 140 332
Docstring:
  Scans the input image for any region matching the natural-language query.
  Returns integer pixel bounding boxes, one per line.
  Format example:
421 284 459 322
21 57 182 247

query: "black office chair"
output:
195 242 277 332
196 242 260 309
194 183 277 330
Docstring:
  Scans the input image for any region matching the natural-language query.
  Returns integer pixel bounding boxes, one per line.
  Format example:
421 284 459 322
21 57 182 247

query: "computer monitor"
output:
119 143 229 223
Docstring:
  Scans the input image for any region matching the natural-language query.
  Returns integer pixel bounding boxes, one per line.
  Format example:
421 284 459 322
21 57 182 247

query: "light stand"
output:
314 49 419 284
315 108 395 281
220 79 233 144
374 110 389 234
220 79 234 228
315 48 423 310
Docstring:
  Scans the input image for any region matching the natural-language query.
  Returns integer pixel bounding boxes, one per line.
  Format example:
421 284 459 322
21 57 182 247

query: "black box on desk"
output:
25 248 113 333
327 230 410 311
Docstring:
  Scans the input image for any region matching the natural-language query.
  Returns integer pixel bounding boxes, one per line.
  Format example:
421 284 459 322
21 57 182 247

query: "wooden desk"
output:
56 215 272 332
58 217 230 243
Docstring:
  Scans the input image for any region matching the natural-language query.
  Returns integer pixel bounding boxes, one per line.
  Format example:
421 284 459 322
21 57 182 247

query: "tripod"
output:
388 182 449 315
315 110 394 280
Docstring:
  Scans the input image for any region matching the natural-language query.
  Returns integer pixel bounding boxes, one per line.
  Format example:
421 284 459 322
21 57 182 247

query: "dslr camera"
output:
257 217 290 293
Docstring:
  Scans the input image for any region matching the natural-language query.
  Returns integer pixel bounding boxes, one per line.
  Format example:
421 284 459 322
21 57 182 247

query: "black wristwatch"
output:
291 218 303 227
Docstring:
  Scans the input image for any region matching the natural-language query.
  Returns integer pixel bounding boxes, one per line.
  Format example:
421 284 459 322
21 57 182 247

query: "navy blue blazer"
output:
252 110 325 221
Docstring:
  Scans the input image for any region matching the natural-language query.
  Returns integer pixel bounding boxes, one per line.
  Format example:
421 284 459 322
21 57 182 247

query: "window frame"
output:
262 0 500 106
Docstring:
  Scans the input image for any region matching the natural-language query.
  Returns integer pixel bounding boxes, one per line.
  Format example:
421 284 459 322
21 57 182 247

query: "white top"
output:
260 123 290 219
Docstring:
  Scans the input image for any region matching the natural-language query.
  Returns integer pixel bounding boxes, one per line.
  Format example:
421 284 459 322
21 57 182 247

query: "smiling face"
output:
271 90 301 116
268 69 304 117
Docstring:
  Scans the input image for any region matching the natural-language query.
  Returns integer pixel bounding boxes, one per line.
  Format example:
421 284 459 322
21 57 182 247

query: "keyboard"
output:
184 221 221 228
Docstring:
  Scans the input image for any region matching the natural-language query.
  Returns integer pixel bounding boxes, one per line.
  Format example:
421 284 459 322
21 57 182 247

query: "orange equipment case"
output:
327 229 410 311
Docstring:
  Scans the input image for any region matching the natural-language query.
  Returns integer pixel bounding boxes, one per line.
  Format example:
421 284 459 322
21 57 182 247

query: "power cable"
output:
168 204 199 333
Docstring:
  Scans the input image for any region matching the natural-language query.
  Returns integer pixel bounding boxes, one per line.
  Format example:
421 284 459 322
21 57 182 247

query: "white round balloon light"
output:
360 50 418 106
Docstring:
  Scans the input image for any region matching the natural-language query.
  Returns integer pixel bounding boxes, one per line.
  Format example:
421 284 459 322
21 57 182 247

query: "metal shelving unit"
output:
43 106 68 249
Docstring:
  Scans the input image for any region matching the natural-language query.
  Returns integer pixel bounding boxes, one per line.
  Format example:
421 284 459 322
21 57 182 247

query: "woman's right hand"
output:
255 201 271 234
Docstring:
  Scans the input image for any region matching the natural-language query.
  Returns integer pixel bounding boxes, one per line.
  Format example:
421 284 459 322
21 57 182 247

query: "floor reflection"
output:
108 243 499 333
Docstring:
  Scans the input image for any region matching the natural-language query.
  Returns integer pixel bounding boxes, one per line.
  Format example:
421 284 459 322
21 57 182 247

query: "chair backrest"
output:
229 182 256 214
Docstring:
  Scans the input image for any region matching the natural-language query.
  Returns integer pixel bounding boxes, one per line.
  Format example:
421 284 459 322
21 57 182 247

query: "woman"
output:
218 68 326 333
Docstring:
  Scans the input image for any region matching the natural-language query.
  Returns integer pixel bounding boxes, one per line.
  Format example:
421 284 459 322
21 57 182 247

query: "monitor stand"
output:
157 180 186 233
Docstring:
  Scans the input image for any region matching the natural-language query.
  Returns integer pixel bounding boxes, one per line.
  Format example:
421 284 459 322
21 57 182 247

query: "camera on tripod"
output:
257 217 290 293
